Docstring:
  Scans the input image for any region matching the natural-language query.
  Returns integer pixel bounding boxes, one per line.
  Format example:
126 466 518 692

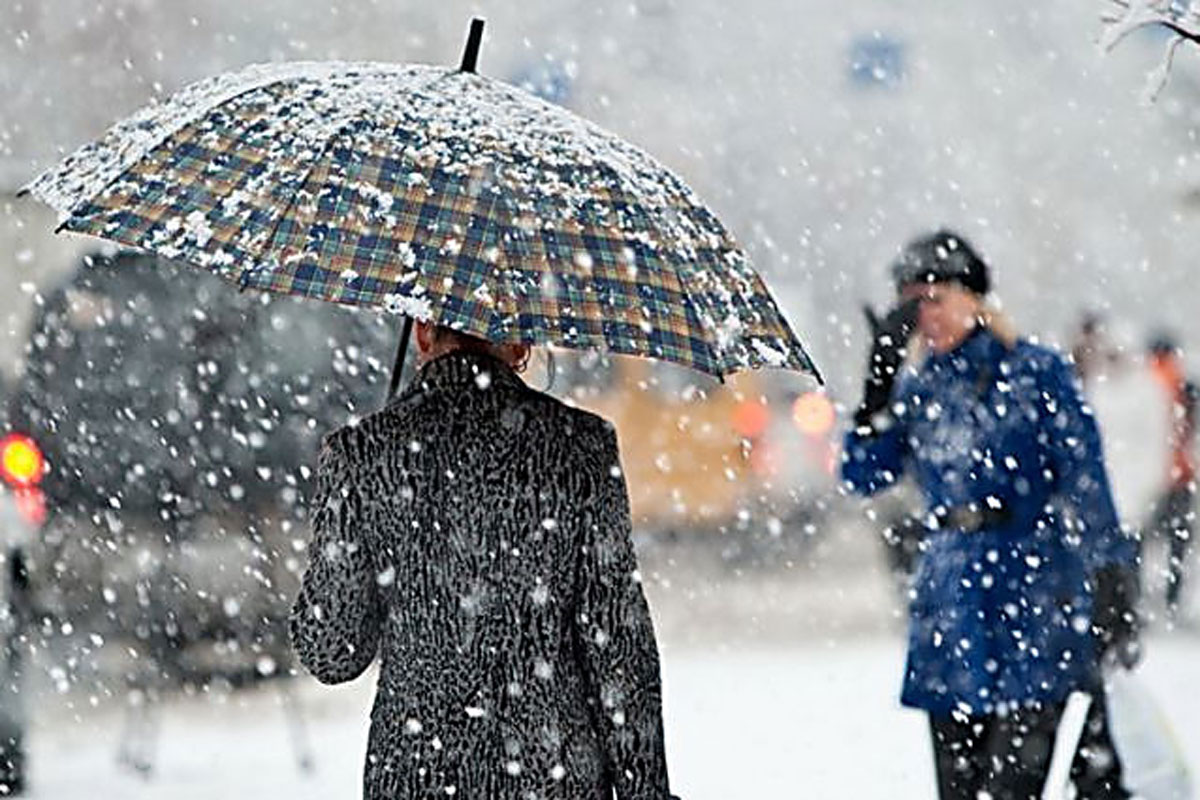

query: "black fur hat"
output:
891 229 990 295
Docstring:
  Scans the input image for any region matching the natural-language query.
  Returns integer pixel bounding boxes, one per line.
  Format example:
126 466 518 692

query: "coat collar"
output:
411 349 527 395
924 325 1001 372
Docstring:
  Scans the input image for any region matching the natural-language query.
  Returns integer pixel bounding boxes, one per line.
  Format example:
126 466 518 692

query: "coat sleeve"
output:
1039 353 1138 572
840 408 910 496
574 422 673 800
289 432 382 684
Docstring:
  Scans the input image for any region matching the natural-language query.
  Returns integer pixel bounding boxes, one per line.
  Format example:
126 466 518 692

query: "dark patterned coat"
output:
290 350 675 800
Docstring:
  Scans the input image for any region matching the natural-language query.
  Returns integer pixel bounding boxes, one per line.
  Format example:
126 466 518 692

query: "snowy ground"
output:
24 636 1198 799
20 523 1200 799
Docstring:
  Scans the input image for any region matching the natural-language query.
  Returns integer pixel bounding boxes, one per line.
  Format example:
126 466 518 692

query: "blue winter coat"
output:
842 327 1136 716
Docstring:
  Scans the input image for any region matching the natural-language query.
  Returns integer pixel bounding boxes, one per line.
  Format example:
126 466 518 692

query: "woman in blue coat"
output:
842 231 1139 800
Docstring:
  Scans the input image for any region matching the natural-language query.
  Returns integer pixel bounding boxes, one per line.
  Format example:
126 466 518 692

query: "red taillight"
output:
732 400 770 439
0 433 44 489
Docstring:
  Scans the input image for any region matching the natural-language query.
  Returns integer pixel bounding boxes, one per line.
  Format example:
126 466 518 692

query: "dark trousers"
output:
929 694 1130 800
1149 485 1195 609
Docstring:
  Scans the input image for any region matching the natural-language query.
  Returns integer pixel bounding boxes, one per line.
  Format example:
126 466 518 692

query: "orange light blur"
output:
732 401 770 439
792 392 836 437
1 434 44 488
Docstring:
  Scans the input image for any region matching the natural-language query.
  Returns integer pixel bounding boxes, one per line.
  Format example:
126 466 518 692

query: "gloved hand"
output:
1092 563 1141 670
854 299 919 431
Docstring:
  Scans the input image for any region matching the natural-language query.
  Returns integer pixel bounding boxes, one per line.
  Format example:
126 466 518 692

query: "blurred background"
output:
1 0 1198 797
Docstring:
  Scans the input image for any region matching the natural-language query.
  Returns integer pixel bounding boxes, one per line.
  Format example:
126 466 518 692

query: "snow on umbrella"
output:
20 19 820 389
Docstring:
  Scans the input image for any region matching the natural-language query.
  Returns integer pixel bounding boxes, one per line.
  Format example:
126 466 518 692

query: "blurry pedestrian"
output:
290 323 677 800
842 230 1139 800
1146 334 1198 618
1070 311 1120 387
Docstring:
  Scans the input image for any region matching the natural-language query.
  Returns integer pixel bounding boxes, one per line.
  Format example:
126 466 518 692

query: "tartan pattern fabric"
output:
27 61 817 379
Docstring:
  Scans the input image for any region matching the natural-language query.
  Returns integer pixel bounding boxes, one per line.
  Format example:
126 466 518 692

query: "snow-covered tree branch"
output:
1102 0 1200 100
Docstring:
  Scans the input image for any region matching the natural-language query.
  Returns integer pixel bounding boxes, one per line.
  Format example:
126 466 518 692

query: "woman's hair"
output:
429 324 536 375
430 324 503 356
979 303 1018 350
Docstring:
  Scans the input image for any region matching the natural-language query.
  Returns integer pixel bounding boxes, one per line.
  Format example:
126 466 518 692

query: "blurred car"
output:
7 250 398 688
545 350 838 560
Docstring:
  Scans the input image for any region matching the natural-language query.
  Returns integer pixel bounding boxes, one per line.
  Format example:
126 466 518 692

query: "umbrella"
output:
21 19 820 392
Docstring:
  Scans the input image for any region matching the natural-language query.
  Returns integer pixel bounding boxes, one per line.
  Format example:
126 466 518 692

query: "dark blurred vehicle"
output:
7 250 398 690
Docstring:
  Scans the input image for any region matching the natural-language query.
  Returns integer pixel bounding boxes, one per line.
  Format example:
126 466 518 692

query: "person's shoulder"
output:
562 406 621 479
319 393 425 461
509 382 617 452
568 404 618 449
1011 338 1061 364
362 377 444 430
1009 339 1075 380
518 384 616 444
319 420 368 463
1003 340 1088 404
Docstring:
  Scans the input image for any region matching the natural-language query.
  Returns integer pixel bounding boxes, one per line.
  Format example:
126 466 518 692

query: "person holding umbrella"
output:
842 230 1139 799
290 320 679 798
19 19 817 798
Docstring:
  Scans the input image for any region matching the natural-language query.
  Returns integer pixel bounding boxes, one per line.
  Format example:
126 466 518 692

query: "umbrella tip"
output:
459 18 486 73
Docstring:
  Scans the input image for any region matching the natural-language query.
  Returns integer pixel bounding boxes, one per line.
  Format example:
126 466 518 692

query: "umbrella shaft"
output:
459 19 485 73
387 318 414 401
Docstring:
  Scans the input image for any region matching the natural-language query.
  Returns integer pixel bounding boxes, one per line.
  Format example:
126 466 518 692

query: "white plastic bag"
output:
1043 691 1094 800
1106 669 1194 800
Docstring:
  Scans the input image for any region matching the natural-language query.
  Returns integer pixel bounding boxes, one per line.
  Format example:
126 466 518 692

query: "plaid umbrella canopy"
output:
22 20 820 390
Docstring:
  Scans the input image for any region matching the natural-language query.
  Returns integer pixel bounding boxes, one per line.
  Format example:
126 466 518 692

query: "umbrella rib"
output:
248 68 454 292
247 122 358 285
686 286 729 379
50 72 321 224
